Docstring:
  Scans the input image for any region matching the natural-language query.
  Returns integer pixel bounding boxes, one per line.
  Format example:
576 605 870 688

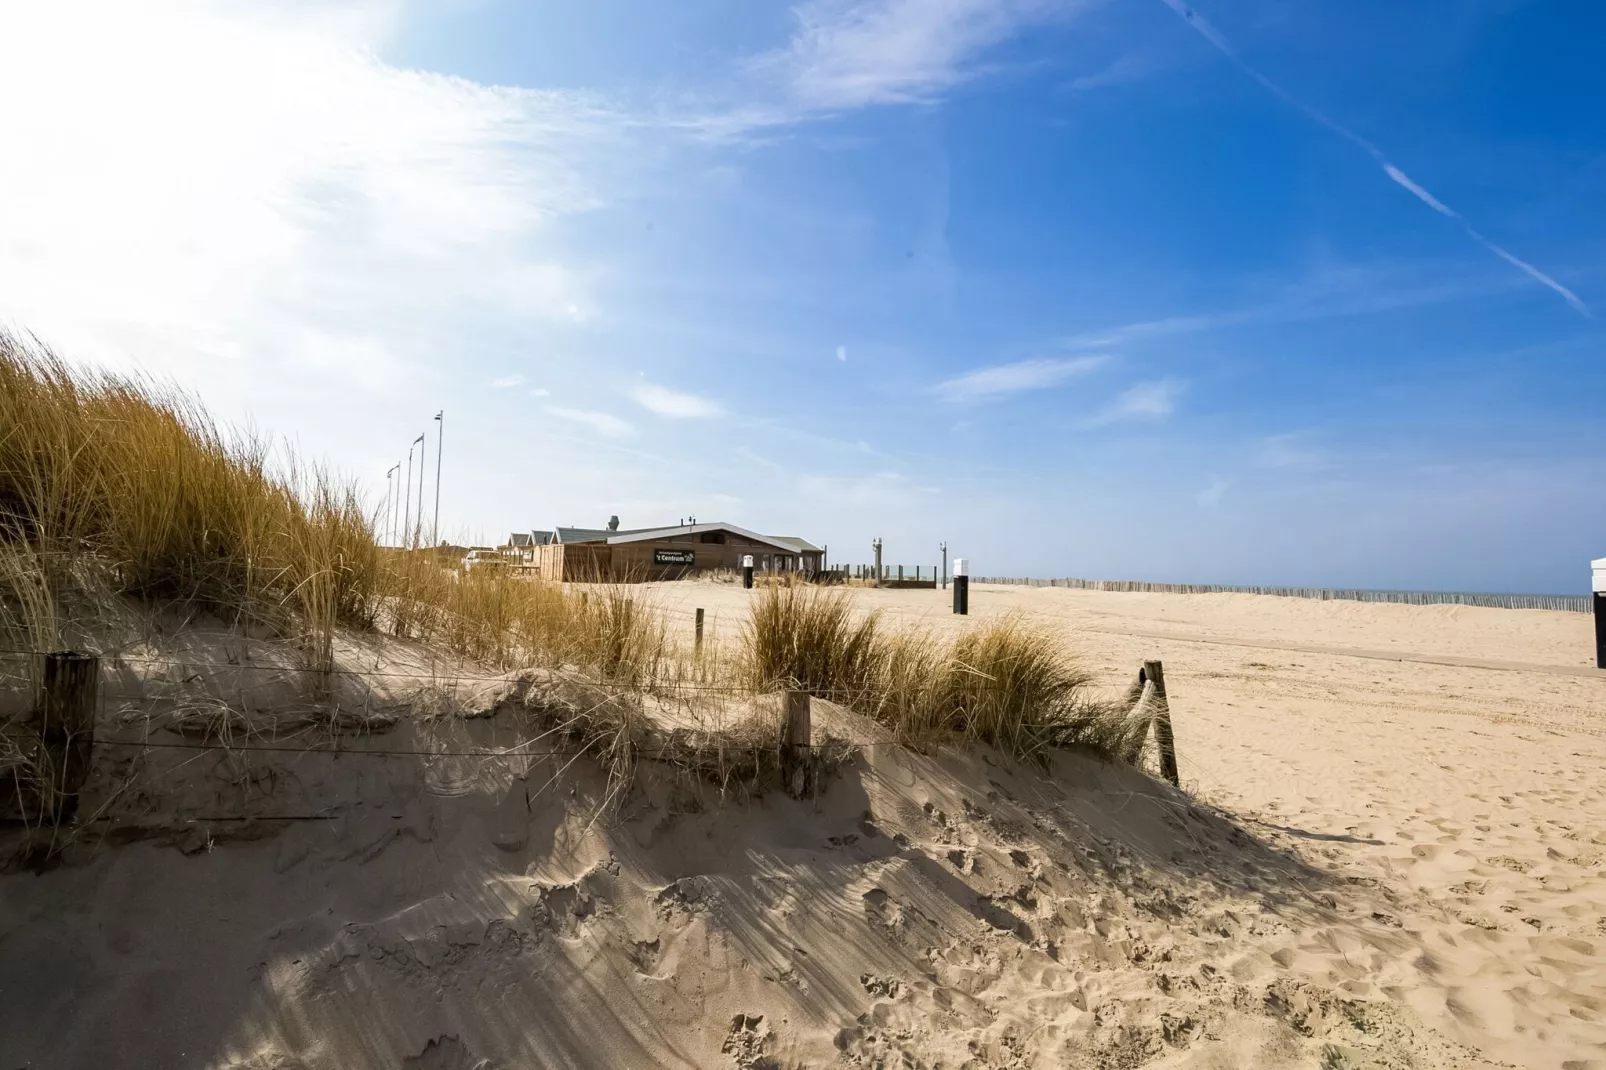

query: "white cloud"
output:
737 447 786 471
545 406 635 438
1061 265 1486 351
528 387 552 398
1081 378 1183 427
1065 50 1165 93
751 0 1076 113
633 384 724 419
491 374 527 389
0 0 621 405
936 355 1108 402
837 345 848 362
798 470 915 506
1255 433 1328 470
1195 477 1229 507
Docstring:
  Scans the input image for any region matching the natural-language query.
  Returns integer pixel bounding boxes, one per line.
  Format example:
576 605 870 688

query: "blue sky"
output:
1 0 1602 591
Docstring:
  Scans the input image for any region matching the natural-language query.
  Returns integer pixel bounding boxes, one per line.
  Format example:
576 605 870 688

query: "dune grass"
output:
0 333 379 667
738 583 1132 758
0 332 673 679
2 333 1148 795
741 585 887 701
931 617 1102 756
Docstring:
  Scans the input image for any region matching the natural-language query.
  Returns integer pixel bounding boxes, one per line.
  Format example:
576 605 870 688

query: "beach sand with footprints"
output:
2 584 1602 1068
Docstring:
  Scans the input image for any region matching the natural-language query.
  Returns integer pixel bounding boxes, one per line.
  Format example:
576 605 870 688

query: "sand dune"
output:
1 585 1602 1068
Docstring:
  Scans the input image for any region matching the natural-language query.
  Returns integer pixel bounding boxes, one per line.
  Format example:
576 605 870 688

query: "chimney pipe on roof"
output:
607 515 620 532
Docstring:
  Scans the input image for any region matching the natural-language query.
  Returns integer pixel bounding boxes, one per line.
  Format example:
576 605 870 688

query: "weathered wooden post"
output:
39 652 99 824
952 558 969 615
781 690 813 798
742 554 754 590
1139 659 1179 786
694 607 705 656
872 538 883 587
940 542 948 589
1594 557 1605 670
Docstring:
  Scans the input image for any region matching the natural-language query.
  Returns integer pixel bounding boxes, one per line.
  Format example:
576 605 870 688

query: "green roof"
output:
554 523 821 551
556 525 654 544
769 535 823 553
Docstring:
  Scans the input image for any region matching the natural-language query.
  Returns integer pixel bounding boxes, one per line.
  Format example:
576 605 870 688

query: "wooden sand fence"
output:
973 577 1592 613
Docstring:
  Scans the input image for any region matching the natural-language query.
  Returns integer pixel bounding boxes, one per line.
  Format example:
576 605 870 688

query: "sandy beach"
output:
2 584 1602 1069
654 582 1606 1067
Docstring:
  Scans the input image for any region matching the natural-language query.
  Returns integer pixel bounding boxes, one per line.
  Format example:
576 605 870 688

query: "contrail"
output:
1156 0 1589 317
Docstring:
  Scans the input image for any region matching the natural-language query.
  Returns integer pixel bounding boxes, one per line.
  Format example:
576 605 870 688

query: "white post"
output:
953 557 969 615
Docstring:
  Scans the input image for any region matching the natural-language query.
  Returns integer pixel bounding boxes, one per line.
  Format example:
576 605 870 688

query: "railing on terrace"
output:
833 565 943 585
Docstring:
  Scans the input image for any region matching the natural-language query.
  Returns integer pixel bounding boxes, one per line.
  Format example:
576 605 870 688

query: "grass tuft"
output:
738 585 1135 761
741 584 886 702
930 618 1098 756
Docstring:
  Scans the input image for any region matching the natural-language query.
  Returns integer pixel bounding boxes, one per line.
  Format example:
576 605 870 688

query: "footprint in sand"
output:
860 972 903 999
862 888 904 935
946 848 978 875
720 1014 774 1070
403 1035 492 1070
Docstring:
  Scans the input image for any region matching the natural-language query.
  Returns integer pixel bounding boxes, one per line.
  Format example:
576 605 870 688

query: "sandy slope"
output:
1 585 1602 1069
662 582 1606 1068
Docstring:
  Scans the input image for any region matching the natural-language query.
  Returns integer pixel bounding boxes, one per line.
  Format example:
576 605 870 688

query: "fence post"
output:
39 652 99 824
695 608 705 657
1139 660 1179 786
781 690 813 798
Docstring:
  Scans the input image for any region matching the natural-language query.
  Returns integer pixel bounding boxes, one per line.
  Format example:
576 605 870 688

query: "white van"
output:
462 549 508 571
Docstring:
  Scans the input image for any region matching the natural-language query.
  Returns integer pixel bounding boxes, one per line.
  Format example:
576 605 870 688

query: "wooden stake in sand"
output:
39 652 98 824
782 690 813 798
695 607 705 656
1139 659 1180 787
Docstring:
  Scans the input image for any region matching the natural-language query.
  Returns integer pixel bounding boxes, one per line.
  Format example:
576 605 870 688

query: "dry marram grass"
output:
739 584 1144 759
1 334 1163 811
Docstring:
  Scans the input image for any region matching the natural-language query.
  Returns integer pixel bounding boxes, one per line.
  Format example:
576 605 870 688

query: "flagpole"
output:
412 433 425 549
432 410 443 549
403 444 414 549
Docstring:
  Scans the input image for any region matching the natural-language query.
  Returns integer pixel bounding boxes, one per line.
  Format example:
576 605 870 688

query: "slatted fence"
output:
972 576 1591 613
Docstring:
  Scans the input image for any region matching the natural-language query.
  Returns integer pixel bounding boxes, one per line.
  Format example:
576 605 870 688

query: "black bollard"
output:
1595 557 1605 669
742 554 754 590
953 557 969 615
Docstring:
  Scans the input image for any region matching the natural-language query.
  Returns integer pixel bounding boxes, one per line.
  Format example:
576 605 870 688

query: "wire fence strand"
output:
974 576 1593 613
0 646 1131 699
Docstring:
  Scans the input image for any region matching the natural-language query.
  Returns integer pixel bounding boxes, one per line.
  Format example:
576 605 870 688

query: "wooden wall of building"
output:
534 530 820 581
